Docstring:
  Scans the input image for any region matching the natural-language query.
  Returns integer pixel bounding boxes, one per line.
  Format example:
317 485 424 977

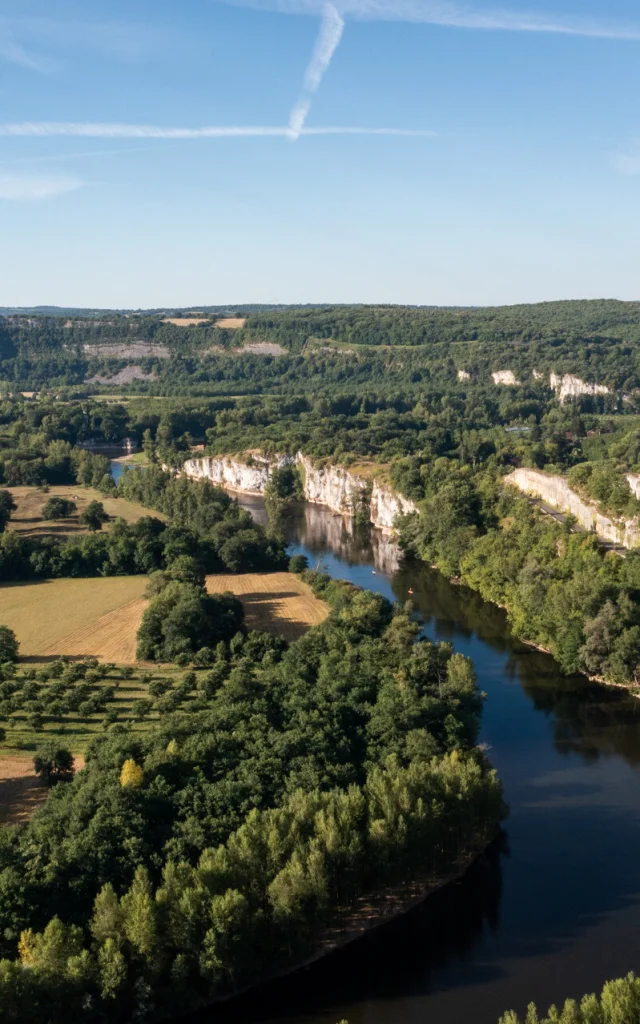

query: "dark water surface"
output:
186 496 640 1024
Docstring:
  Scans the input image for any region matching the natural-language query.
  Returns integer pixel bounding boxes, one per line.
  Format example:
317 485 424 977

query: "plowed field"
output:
206 572 327 642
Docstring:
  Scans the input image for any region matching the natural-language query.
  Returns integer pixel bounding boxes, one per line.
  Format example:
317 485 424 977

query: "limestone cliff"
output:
181 453 291 494
549 373 610 404
181 452 419 535
506 468 640 549
492 371 520 386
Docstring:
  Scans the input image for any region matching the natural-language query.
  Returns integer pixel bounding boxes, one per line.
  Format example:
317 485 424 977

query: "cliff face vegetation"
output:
181 452 418 533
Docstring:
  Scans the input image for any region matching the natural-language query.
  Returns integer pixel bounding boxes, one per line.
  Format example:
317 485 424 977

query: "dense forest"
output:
0 577 504 1021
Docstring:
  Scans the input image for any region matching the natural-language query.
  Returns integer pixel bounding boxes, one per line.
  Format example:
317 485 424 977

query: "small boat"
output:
372 570 376 575
408 587 414 595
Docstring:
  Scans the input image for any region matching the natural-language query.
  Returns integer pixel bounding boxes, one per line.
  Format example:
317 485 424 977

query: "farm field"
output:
214 317 246 329
0 572 327 764
162 317 211 326
206 572 328 641
0 576 148 662
7 484 163 538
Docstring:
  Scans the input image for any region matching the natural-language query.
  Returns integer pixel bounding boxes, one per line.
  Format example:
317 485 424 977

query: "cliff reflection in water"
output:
241 496 404 575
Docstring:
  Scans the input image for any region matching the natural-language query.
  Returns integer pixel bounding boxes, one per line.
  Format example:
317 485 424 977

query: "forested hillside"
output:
3 300 640 399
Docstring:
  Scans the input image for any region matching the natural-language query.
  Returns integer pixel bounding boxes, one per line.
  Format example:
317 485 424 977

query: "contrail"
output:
0 122 290 138
217 0 640 41
0 121 435 139
288 2 344 139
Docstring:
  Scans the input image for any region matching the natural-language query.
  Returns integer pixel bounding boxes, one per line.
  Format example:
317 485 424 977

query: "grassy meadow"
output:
7 483 163 538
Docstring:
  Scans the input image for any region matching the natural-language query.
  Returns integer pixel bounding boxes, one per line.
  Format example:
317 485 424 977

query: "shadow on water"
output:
186 496 640 1024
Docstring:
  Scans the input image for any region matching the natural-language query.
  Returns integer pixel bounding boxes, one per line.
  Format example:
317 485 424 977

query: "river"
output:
182 494 640 1024
108 460 640 1024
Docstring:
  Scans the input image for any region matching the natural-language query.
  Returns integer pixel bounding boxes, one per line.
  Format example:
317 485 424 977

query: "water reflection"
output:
187 496 640 1024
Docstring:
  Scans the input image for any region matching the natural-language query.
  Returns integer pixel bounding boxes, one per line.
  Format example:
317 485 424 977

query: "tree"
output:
132 698 153 721
136 581 244 663
0 490 17 533
33 742 74 785
42 496 76 521
0 626 19 664
167 554 206 588
91 883 124 945
142 428 157 464
121 866 158 964
120 759 144 788
79 500 109 531
98 937 128 1000
289 554 309 574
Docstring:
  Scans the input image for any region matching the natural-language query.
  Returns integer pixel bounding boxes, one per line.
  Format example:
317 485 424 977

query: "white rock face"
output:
492 371 520 386
507 468 640 549
370 481 419 531
297 455 367 515
181 452 419 535
181 453 291 494
549 373 610 404
627 474 640 499
457 370 471 381
532 370 544 380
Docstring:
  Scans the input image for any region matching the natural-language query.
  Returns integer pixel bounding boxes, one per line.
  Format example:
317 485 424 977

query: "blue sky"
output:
2 0 640 307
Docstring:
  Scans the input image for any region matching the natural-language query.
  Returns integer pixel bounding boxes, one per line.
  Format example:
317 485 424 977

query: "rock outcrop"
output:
506 468 640 549
549 374 610 404
492 371 520 386
182 453 292 494
181 452 419 535
627 474 640 499
457 369 471 381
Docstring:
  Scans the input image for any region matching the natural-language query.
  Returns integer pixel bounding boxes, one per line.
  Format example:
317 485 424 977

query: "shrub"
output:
289 553 309 574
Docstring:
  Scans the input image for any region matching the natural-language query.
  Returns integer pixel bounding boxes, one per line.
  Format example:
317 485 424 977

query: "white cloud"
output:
0 173 83 200
0 121 436 139
218 0 640 40
288 2 344 137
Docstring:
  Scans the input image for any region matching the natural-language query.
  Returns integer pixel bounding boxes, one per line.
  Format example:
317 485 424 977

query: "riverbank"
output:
181 833 500 1018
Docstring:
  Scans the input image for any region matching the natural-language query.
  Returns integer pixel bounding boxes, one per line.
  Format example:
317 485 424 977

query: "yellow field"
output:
214 317 246 329
7 485 163 538
0 572 326 667
206 572 328 642
0 577 148 662
162 317 211 326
